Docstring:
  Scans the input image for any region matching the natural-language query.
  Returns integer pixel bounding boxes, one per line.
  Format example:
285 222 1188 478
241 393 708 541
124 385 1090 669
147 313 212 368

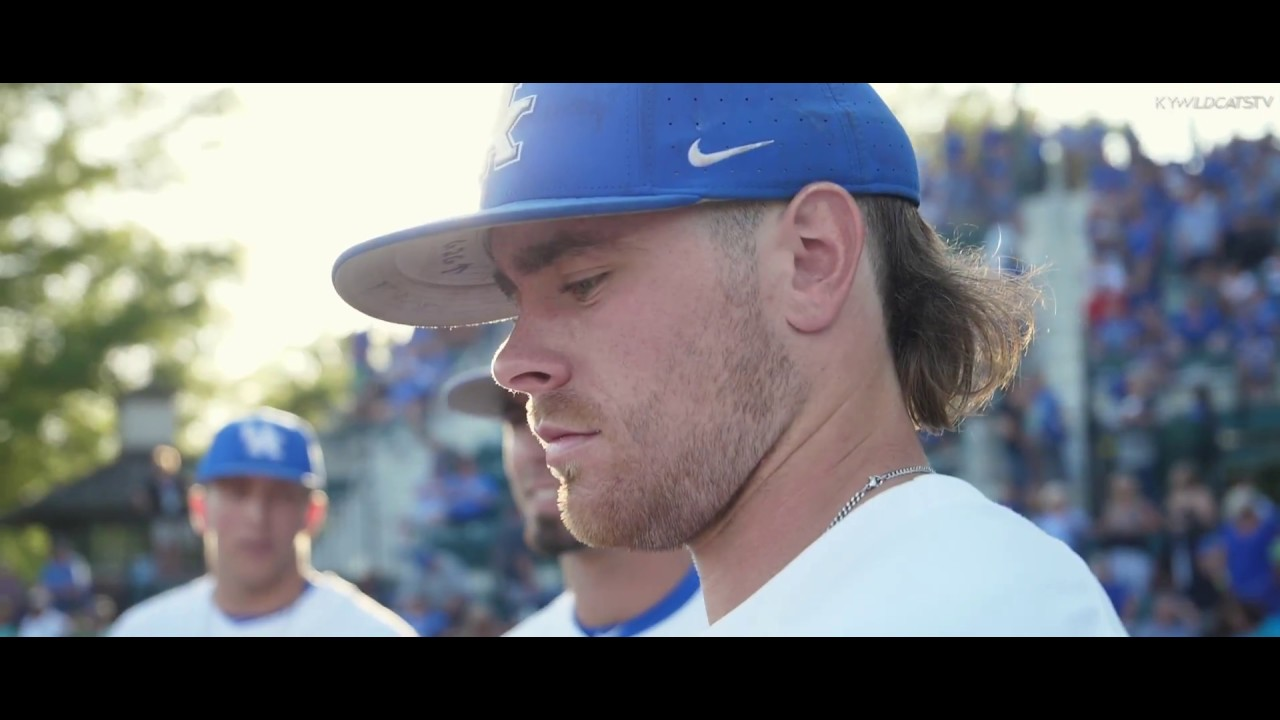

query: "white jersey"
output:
107 571 418 637
703 473 1129 637
505 565 707 637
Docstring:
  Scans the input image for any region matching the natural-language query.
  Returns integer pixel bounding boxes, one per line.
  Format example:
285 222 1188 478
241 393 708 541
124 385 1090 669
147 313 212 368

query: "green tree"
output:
248 333 355 434
0 83 243 576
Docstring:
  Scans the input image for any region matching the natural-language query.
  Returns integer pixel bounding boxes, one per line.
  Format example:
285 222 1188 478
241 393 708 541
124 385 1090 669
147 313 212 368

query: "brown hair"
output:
706 194 1042 434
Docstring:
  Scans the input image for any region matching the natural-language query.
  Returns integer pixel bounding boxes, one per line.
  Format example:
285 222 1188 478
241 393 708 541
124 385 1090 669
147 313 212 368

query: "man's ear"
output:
779 182 865 334
188 485 207 536
305 490 329 535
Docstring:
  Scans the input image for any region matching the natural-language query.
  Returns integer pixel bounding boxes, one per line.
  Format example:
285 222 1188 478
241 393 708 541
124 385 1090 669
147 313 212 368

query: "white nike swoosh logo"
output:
687 138 775 168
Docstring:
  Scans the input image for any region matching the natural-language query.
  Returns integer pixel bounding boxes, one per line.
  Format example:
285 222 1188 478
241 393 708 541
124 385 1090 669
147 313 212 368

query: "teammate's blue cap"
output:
332 83 919 330
441 365 511 420
195 407 326 489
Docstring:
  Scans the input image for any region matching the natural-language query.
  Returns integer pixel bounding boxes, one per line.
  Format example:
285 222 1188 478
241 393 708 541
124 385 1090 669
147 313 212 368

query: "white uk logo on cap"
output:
239 422 285 461
486 83 537 175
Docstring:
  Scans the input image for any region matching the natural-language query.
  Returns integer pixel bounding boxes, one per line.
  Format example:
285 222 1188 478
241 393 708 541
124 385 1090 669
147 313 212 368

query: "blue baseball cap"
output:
332 83 920 329
442 365 512 420
195 408 326 489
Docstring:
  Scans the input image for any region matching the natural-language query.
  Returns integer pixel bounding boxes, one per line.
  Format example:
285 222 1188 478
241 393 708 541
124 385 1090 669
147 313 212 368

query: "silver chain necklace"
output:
827 464 934 531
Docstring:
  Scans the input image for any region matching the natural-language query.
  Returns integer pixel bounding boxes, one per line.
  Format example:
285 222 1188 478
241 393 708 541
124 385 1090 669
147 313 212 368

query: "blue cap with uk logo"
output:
331 83 920 330
195 407 326 489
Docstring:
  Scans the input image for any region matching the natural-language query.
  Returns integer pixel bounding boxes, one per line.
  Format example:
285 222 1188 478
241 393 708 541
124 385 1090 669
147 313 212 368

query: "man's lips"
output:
534 424 601 466
533 423 597 445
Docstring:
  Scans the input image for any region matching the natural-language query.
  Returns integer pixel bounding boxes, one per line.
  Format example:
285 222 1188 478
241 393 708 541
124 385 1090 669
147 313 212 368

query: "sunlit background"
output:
3 83 1278 637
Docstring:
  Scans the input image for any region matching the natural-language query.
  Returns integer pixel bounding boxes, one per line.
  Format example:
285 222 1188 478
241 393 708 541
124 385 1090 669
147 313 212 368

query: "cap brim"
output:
441 366 511 420
332 193 704 328
196 462 323 489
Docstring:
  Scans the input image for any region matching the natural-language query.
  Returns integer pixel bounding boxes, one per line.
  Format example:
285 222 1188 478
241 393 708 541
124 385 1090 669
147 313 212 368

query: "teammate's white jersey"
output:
107 571 418 637
504 565 707 637
703 473 1130 637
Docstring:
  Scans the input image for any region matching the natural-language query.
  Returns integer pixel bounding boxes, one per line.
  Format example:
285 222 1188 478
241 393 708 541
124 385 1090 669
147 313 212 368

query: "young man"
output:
108 408 417 637
333 83 1127 636
442 365 706 636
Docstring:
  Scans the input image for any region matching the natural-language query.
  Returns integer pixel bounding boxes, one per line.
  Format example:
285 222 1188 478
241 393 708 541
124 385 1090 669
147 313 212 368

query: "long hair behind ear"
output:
860 195 1044 434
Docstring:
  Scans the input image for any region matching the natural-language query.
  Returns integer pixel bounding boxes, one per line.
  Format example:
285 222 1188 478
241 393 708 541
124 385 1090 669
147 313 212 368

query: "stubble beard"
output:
551 281 807 552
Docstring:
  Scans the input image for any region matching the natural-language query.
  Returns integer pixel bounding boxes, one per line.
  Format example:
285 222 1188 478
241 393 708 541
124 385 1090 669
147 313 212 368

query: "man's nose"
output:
492 321 571 397
243 496 268 524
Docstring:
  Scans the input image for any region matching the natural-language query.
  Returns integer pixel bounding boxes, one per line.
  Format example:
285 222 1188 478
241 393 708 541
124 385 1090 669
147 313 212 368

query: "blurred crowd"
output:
1 541 117 637
1026 466 1279 637
1086 141 1280 496
348 324 499 426
3 112 1277 638
929 118 1280 636
346 321 558 636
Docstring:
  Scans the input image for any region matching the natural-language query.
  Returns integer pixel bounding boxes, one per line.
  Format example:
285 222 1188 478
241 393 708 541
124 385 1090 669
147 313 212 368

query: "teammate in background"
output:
333 83 1128 636
443 366 706 636
108 408 417 637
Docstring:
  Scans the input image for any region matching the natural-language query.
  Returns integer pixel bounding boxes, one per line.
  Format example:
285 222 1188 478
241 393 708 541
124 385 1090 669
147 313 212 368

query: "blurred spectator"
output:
409 450 503 539
128 552 160 605
349 330 373 400
444 602 509 637
397 593 452 637
17 586 72 637
501 553 558 623
0 596 17 637
72 595 118 637
994 396 1032 500
133 444 195 580
1185 384 1222 487
134 444 188 518
435 452 502 524
1248 541 1280 636
1093 473 1163 599
0 562 23 611
1170 291 1232 359
404 548 471 609
1162 462 1220 610
1021 372 1068 484
1097 362 1164 499
1030 482 1090 554
1130 591 1201 637
37 539 92 613
1204 484 1280 616
348 324 508 428
1170 177 1223 272
1090 553 1139 624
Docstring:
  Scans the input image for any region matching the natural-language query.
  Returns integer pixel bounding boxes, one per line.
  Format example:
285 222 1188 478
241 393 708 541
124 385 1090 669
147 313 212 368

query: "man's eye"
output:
561 273 608 301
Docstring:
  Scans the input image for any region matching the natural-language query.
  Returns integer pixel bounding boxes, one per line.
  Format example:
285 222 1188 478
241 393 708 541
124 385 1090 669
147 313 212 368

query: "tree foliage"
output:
249 334 355 435
0 83 242 575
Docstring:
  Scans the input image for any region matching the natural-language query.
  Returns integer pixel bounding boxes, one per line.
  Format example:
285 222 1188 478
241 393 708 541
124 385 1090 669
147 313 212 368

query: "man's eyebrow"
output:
485 230 617 291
